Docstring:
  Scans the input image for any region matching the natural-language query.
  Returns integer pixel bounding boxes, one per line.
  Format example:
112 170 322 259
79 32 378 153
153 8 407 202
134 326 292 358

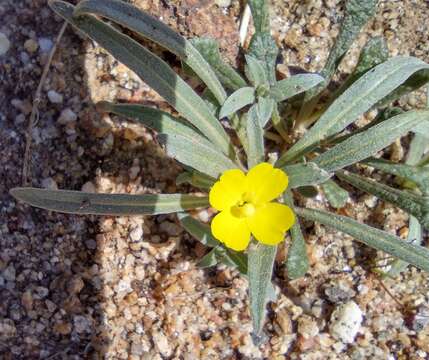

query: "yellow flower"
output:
209 162 295 251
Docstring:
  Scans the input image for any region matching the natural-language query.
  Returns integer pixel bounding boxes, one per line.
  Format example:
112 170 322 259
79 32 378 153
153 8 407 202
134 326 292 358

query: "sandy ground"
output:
1 0 429 359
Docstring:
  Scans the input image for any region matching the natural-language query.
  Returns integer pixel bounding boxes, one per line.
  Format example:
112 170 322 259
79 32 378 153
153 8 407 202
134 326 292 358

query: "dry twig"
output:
22 21 68 186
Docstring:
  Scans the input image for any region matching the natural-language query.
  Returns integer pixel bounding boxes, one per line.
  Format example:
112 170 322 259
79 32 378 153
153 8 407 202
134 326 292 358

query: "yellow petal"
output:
211 209 251 251
245 162 288 204
248 202 295 246
209 169 246 211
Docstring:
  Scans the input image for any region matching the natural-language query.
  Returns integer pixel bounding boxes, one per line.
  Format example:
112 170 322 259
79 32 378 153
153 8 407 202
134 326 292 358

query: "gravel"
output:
1 0 429 358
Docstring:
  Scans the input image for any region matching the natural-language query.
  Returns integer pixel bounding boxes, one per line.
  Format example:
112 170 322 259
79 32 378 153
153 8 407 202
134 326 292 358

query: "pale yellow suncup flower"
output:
209 162 295 251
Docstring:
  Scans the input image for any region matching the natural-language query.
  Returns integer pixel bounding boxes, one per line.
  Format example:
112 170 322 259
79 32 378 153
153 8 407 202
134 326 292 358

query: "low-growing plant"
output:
11 0 429 339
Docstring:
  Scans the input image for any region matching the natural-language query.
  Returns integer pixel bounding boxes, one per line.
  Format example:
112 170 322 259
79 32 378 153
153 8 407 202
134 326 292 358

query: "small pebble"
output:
129 225 144 242
24 38 38 53
38 37 53 53
41 177 58 190
329 301 363 343
0 32 11 55
47 90 63 104
58 108 77 124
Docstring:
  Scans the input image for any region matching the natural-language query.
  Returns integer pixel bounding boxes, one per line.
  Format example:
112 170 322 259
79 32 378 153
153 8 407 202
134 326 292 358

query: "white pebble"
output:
0 32 10 56
81 181 96 193
129 225 143 242
329 301 363 343
47 90 63 104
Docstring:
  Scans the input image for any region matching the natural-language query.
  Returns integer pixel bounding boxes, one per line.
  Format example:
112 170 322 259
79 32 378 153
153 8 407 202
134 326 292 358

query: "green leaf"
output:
363 158 429 192
330 37 389 99
247 0 270 34
219 87 255 119
10 187 208 215
413 120 429 139
386 215 422 278
74 0 227 104
176 171 215 190
49 0 233 156
336 170 428 230
197 248 219 268
247 104 265 168
295 207 429 273
97 101 216 149
313 110 429 173
245 55 269 87
280 57 429 164
158 133 237 179
190 37 247 91
256 97 275 127
321 179 349 208
283 192 309 279
248 33 278 85
283 162 332 188
177 213 248 274
269 74 324 103
378 69 429 108
248 242 277 335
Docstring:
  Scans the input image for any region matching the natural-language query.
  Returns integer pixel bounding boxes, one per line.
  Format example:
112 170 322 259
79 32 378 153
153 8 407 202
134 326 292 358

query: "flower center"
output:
231 202 256 218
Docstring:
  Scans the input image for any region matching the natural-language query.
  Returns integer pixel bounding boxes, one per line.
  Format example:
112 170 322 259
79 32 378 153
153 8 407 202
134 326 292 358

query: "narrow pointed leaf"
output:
176 171 216 190
49 0 232 155
177 213 248 274
219 87 255 119
313 110 429 173
248 243 277 335
386 215 422 278
295 207 429 273
336 170 428 229
74 0 227 104
197 249 219 268
247 104 265 168
283 192 309 279
280 57 429 164
257 97 275 127
159 133 237 179
245 55 268 87
190 37 247 91
321 179 349 208
364 158 429 192
269 74 324 103
283 162 332 188
97 101 215 149
413 120 429 139
11 188 208 215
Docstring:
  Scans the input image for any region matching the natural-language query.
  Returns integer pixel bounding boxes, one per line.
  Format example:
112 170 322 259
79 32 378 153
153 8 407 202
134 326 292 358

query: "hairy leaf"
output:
219 87 255 119
281 57 429 164
313 110 429 172
283 162 332 188
336 170 428 229
11 188 208 215
256 97 275 127
295 207 429 273
190 37 247 91
269 74 324 103
247 104 265 168
176 171 216 190
178 213 247 274
50 0 232 156
284 192 309 279
248 242 277 335
321 179 349 208
364 158 429 192
247 0 270 34
74 0 227 104
248 33 278 85
159 133 237 179
245 55 269 87
97 101 216 149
